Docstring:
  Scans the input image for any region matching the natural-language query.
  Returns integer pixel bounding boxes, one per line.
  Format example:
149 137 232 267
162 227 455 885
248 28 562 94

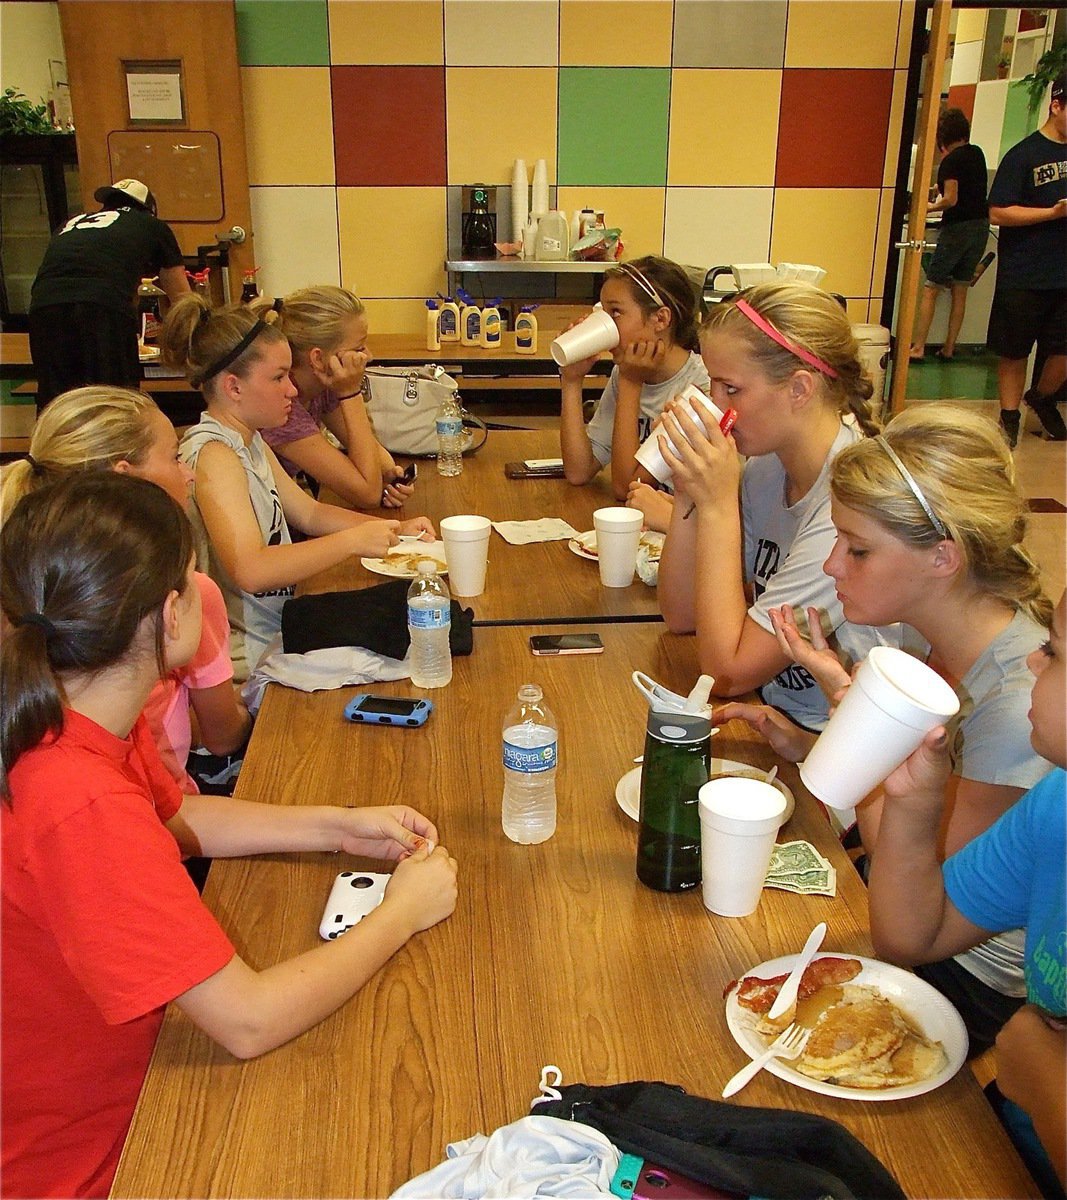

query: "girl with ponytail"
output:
718 403 1053 1054
657 281 906 731
2 473 457 1200
161 296 433 677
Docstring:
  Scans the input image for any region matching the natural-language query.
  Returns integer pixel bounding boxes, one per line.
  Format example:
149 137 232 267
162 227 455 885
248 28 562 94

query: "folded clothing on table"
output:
281 579 474 660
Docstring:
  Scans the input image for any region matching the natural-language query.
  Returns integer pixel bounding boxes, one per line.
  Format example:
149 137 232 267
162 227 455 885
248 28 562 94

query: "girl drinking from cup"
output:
559 255 708 500
0 386 251 797
161 296 434 678
720 404 1052 1052
657 281 906 732
253 285 414 510
0 473 458 1200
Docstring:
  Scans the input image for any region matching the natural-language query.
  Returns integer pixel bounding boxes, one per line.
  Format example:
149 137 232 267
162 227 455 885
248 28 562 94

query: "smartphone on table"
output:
505 459 566 479
343 693 433 727
529 633 605 656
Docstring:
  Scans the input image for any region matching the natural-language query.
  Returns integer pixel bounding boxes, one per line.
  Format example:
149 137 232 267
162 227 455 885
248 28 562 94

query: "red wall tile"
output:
776 69 895 188
333 66 446 186
947 84 977 127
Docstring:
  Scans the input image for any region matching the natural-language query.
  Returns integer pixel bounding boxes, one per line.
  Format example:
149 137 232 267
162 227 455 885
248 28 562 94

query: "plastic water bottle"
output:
407 561 452 688
501 684 557 844
436 391 464 477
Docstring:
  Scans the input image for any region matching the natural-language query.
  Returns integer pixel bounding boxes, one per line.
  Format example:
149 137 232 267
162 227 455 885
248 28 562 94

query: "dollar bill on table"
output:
764 840 837 896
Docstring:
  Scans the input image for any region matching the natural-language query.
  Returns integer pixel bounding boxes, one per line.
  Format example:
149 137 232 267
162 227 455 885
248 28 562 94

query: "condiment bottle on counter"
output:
240 267 260 303
480 298 503 349
514 304 538 354
436 294 461 342
458 289 481 346
535 211 569 262
426 299 441 352
137 277 165 343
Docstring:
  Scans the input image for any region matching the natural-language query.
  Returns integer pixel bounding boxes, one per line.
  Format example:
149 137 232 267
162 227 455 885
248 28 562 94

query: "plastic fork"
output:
721 1023 811 1098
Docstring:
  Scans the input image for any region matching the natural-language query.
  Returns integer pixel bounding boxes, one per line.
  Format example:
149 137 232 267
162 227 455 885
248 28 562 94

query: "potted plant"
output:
0 88 59 136
1016 42 1067 113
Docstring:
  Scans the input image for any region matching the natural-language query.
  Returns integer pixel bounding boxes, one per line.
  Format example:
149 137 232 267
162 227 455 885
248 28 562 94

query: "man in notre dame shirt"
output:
28 178 189 408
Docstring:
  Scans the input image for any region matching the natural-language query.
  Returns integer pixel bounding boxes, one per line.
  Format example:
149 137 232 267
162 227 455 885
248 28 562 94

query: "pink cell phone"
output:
633 1164 743 1200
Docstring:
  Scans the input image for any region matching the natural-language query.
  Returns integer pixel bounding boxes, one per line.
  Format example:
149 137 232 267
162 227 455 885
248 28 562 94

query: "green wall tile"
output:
236 0 330 67
558 68 670 186
1000 82 1036 161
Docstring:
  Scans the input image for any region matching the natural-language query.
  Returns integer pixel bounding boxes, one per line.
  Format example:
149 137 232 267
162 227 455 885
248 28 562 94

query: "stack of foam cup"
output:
698 778 787 917
550 305 619 367
634 384 724 484
440 515 492 598
799 646 961 813
592 507 642 587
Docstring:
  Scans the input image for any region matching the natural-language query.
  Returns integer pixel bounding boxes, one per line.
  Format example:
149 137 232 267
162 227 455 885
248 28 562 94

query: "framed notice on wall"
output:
124 60 186 126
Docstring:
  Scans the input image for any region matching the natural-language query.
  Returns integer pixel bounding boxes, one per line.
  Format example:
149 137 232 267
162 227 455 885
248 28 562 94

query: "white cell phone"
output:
530 632 605 656
523 458 564 470
319 870 390 940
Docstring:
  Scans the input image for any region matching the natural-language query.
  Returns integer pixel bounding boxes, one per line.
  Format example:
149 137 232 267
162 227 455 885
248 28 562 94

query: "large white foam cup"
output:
799 646 961 811
698 778 787 917
592 507 642 587
440 515 491 597
550 307 620 367
634 385 725 483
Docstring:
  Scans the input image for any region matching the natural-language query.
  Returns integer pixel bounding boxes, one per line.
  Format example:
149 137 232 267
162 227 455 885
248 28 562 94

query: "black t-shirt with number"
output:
988 130 1067 290
30 205 184 315
937 142 988 225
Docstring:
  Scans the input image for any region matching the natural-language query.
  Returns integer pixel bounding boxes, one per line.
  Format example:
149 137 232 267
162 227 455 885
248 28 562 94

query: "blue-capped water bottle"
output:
407 560 452 688
501 684 557 844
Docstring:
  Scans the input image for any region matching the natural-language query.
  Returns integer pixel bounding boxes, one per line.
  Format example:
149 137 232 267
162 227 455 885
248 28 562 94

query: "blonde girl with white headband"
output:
657 281 908 732
559 255 708 499
718 403 1052 1055
162 296 434 678
254 286 414 510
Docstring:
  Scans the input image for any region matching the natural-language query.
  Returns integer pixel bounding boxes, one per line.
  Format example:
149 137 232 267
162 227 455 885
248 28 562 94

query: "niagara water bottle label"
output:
408 603 450 629
502 739 557 773
436 416 463 438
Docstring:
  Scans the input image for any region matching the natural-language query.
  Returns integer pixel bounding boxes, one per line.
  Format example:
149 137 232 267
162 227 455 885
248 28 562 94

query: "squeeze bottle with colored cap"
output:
480 298 503 348
436 294 460 342
458 289 481 346
514 305 538 354
426 300 441 352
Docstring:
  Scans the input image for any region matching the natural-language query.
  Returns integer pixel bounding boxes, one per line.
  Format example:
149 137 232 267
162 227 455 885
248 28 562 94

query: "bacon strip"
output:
731 956 862 1013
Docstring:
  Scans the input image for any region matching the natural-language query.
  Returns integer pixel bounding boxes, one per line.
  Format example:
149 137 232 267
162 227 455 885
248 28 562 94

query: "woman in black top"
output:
909 109 990 362
28 178 190 408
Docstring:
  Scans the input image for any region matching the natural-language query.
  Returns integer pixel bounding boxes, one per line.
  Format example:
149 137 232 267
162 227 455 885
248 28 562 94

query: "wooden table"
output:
112 623 1036 1199
313 429 664 626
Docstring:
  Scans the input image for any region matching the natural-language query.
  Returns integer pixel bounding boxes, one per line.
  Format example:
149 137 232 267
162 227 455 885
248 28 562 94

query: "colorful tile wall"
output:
237 0 912 333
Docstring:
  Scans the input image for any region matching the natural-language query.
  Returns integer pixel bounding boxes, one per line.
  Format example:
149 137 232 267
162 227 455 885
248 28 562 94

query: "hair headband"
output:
875 435 949 540
615 262 665 308
734 299 839 379
193 319 269 389
24 453 44 476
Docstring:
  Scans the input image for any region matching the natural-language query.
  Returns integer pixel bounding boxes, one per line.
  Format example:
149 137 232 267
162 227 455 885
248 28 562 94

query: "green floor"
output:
900 349 1000 402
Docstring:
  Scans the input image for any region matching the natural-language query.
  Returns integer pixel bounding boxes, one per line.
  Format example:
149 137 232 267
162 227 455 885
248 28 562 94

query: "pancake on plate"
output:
382 548 445 574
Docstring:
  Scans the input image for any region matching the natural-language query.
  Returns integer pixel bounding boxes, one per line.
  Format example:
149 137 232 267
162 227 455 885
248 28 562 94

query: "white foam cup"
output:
799 646 961 812
634 385 725 483
440 515 492 597
592 507 643 587
698 778 787 917
550 306 620 367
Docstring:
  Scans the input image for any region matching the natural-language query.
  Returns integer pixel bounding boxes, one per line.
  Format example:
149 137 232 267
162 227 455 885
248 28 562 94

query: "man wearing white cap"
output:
28 178 190 407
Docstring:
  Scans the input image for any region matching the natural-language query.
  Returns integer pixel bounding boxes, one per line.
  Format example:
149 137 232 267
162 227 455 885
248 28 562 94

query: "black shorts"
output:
28 301 141 408
987 287 1067 361
913 956 1023 1057
926 219 988 286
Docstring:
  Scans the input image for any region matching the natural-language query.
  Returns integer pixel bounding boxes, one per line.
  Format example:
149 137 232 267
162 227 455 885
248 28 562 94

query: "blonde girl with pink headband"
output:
657 281 913 732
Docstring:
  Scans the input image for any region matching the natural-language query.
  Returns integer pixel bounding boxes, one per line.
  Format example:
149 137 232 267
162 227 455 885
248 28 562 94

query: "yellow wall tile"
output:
872 187 896 305
867 297 884 323
770 189 881 297
559 1 672 66
241 68 335 185
338 188 447 298
556 187 665 258
328 1 443 64
669 70 781 186
444 0 558 66
954 8 986 45
884 69 908 186
362 298 433 336
845 298 870 322
447 68 557 184
896 0 915 67
786 0 901 68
